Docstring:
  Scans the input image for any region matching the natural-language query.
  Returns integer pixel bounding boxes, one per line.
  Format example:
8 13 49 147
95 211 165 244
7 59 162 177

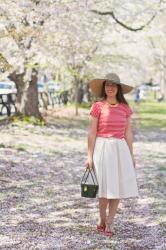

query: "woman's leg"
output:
106 199 120 230
98 197 108 225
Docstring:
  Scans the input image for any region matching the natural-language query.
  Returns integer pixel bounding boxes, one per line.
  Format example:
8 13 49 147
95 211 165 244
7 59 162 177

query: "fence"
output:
0 93 17 116
0 90 70 117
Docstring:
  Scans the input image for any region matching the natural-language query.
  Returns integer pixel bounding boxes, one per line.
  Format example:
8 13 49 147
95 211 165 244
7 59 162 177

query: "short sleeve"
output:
89 102 100 118
126 106 133 118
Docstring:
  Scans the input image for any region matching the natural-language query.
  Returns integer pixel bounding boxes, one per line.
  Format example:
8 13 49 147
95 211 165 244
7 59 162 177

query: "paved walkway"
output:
0 108 165 249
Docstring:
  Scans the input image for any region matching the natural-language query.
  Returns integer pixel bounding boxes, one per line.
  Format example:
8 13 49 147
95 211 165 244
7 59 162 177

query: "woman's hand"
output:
86 157 94 171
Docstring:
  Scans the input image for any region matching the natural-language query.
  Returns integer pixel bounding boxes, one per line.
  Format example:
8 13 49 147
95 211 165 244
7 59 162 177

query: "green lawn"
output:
132 97 166 130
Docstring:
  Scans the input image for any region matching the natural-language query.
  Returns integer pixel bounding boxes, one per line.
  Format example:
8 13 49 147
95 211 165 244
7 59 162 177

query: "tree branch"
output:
91 10 156 31
0 53 11 72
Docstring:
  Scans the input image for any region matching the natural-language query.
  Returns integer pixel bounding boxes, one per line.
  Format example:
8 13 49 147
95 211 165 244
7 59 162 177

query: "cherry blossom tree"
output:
0 0 166 118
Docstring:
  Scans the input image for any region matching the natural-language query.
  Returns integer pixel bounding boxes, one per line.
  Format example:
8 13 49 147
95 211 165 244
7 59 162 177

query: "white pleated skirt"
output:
93 137 139 199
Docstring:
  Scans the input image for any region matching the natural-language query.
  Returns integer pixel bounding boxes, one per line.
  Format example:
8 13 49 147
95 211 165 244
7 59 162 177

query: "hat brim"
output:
89 79 133 97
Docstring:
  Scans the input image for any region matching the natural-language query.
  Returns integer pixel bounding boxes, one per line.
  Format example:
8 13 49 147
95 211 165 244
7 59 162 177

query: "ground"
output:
0 106 165 250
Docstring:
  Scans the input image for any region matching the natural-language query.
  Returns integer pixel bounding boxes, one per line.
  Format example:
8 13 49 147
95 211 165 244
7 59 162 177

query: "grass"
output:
11 115 46 126
133 96 166 130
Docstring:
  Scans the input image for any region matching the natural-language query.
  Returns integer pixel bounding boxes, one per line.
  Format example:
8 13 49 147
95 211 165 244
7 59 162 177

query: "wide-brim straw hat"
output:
89 73 134 97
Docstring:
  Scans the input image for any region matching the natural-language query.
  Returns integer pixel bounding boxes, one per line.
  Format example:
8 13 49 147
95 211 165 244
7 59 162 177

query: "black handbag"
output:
81 167 99 198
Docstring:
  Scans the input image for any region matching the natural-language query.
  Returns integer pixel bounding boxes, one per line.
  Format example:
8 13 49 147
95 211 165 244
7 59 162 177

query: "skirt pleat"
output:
93 137 139 199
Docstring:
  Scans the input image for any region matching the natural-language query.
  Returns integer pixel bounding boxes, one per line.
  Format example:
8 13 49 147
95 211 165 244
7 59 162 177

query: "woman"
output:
87 73 139 237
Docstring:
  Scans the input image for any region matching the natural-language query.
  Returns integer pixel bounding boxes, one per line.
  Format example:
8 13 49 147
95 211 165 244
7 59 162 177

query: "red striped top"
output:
89 101 133 139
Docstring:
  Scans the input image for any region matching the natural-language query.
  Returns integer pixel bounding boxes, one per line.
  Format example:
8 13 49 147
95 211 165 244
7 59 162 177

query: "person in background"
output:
134 88 140 104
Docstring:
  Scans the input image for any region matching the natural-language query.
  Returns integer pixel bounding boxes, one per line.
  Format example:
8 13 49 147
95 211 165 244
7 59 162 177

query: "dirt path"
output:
0 107 165 249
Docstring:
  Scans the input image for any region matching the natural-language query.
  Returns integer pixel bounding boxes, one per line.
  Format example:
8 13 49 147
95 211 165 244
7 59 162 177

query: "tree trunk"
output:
8 68 41 118
74 81 79 116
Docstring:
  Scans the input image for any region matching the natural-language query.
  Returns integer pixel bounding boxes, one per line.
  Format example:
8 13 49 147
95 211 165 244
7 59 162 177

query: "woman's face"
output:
105 81 118 97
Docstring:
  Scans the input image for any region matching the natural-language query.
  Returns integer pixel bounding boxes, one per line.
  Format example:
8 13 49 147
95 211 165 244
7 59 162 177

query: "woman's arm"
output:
87 116 98 170
125 117 135 167
125 117 133 155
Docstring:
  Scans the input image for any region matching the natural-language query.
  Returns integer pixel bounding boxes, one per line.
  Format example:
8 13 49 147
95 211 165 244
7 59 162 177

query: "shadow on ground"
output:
0 107 165 249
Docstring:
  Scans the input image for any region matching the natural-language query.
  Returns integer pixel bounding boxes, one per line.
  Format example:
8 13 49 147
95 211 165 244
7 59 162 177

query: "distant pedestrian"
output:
139 89 146 101
134 88 140 103
157 92 164 102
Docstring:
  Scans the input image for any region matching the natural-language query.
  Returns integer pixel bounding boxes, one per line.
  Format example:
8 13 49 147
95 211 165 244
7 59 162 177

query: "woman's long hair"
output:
101 80 128 105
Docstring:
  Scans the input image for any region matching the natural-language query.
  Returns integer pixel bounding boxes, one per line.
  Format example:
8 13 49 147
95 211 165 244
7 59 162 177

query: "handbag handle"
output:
81 166 98 185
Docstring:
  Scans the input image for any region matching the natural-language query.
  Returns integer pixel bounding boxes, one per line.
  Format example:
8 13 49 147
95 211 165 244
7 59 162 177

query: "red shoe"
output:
104 229 113 237
97 223 106 233
104 224 113 237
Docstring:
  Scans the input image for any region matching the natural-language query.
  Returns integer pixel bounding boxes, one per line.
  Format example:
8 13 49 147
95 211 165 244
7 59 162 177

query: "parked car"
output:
0 82 17 94
37 82 45 93
46 81 62 92
139 84 149 92
151 84 161 91
143 82 161 91
37 81 62 93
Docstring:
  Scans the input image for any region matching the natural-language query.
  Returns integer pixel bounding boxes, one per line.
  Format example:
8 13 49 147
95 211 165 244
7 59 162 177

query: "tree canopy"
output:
0 0 166 116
